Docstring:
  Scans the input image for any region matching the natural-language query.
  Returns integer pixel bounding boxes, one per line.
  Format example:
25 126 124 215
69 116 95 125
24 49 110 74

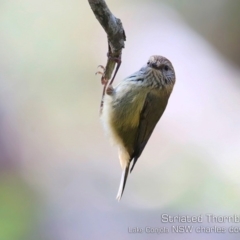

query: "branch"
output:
88 0 126 83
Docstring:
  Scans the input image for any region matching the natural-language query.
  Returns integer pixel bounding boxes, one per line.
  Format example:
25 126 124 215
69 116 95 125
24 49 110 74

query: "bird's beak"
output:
149 62 158 69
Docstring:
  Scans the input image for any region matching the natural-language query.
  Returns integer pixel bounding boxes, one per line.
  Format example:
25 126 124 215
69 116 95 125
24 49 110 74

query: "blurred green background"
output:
0 0 240 239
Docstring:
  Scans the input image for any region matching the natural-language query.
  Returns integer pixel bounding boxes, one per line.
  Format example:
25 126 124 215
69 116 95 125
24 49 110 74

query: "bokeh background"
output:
0 0 240 239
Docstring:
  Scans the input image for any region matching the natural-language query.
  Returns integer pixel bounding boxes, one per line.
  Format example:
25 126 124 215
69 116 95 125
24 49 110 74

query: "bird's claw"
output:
95 71 103 75
97 65 105 70
95 65 106 75
96 65 108 85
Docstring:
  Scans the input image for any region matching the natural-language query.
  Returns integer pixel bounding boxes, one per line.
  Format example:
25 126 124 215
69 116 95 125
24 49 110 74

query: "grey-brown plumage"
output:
101 55 176 200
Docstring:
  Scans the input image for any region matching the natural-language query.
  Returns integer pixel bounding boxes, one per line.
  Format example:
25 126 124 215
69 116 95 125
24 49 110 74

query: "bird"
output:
101 55 176 200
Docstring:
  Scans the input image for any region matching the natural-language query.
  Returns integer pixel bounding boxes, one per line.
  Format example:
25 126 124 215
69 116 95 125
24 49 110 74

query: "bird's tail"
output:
116 163 130 201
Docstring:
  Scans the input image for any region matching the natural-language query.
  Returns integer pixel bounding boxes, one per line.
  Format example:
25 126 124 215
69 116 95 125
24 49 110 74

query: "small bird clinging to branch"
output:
101 55 176 201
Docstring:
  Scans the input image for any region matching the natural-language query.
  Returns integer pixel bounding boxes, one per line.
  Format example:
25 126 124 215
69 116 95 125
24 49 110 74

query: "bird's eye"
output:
147 61 150 65
164 65 169 71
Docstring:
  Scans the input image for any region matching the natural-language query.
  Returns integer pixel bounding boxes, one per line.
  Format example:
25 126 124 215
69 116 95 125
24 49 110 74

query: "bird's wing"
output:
130 90 169 172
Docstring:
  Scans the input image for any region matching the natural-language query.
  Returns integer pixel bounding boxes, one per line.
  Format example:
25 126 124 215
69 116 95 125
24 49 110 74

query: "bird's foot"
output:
95 65 105 75
95 65 108 85
107 52 122 86
106 85 114 95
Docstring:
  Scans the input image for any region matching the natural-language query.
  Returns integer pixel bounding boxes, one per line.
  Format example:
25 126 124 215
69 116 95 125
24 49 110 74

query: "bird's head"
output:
147 55 176 85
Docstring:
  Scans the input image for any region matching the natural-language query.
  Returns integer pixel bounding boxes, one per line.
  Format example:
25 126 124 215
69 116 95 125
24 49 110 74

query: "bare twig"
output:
88 0 126 111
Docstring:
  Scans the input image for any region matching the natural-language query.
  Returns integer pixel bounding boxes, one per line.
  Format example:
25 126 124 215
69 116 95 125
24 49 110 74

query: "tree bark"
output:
88 0 126 82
